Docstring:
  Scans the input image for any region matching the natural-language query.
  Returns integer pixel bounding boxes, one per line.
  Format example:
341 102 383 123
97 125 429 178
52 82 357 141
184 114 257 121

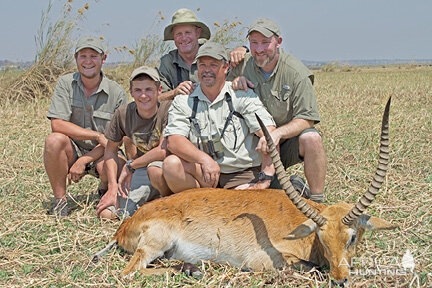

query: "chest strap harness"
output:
174 63 183 87
189 92 244 150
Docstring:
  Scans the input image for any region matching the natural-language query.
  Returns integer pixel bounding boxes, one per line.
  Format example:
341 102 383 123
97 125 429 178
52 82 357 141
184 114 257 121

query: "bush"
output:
3 1 86 102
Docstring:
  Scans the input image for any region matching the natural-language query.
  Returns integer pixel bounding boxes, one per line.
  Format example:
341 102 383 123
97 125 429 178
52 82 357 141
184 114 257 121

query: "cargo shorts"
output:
269 128 321 189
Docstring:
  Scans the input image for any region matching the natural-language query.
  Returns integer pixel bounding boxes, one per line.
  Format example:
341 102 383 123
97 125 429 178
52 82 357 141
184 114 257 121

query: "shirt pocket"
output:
93 110 113 133
70 100 85 126
271 85 292 102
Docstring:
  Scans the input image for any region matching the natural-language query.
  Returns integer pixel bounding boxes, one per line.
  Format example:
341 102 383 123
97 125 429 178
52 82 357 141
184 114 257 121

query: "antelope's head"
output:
256 97 397 285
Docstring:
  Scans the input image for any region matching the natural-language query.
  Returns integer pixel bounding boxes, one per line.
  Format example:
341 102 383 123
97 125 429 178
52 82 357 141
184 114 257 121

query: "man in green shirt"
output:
45 36 127 216
97 66 171 219
158 8 247 101
228 18 327 203
163 42 275 192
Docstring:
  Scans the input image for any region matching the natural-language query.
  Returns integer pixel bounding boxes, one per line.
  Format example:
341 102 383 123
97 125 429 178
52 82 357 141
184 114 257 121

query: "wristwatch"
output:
258 171 273 181
125 159 135 173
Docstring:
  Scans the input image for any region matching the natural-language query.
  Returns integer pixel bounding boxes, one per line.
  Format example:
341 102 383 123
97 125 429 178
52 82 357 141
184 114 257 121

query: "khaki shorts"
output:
270 128 321 189
107 160 163 218
218 166 260 189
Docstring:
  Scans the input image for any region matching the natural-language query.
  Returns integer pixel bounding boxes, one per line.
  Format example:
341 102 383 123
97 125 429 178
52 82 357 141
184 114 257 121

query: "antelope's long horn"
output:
342 97 391 226
255 114 327 227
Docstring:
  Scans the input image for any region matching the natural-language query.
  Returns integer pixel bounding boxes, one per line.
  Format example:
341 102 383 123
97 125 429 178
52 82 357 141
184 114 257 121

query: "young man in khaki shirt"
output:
45 36 127 216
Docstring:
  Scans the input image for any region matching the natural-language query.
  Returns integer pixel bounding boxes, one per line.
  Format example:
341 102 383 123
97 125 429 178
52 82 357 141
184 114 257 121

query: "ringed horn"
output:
255 96 391 227
342 97 392 225
255 115 327 226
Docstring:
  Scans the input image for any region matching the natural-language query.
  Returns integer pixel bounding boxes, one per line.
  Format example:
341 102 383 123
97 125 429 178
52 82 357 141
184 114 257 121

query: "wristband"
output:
125 159 135 173
258 171 273 181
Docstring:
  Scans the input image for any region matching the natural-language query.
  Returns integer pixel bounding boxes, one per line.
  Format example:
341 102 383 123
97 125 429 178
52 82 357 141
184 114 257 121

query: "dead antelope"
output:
98 97 395 285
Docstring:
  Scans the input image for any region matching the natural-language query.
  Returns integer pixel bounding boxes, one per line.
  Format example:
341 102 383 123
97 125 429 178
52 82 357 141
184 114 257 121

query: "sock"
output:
310 194 324 203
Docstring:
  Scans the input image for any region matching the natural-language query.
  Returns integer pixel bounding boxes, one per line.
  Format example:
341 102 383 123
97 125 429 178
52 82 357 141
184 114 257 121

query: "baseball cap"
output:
75 36 104 54
247 18 280 38
129 66 160 82
195 41 229 62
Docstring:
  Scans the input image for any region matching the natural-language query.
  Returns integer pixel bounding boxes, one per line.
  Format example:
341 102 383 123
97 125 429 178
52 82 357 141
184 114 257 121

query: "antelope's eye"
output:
348 233 357 246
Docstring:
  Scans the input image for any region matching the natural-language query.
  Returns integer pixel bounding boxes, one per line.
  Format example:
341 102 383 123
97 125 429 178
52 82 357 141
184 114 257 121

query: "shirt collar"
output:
191 82 231 105
73 71 108 95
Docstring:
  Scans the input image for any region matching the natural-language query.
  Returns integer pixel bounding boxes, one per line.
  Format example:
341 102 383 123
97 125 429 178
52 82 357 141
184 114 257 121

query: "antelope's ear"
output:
355 214 398 231
284 219 317 240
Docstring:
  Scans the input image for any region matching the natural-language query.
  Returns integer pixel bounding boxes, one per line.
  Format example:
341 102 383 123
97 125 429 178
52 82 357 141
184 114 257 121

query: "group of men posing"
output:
44 9 327 218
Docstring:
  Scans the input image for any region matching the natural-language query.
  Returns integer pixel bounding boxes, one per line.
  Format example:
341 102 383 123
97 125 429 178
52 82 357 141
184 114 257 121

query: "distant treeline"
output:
0 59 33 68
303 59 432 67
1 58 432 70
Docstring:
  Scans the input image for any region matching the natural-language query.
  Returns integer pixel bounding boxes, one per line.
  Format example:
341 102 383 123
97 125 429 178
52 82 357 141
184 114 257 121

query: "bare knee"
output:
162 155 183 178
148 166 172 197
148 166 163 180
44 133 70 153
299 132 324 155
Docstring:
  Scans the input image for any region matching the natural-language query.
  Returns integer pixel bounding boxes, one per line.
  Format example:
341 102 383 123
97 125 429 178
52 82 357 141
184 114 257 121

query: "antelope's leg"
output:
122 225 174 276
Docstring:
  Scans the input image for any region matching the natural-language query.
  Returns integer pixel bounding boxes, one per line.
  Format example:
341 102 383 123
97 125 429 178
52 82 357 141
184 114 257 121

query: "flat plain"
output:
0 65 431 287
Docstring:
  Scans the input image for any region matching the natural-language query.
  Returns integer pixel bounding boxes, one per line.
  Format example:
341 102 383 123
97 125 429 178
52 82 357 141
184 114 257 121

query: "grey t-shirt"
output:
105 101 171 157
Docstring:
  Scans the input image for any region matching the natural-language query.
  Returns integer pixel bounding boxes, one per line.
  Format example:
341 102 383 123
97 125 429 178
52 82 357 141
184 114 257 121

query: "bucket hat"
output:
164 8 211 41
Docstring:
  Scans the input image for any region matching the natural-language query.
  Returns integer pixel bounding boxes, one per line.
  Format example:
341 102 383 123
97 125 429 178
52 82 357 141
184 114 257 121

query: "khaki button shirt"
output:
228 50 320 128
159 49 199 92
164 82 275 173
47 72 127 151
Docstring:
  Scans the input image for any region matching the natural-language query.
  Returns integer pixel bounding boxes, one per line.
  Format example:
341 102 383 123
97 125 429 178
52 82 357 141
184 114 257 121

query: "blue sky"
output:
1 0 431 62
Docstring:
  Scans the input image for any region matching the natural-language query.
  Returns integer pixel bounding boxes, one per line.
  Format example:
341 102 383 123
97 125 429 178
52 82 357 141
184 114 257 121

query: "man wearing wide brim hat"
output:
158 8 248 102
45 36 127 217
162 41 276 192
227 17 327 204
163 8 211 41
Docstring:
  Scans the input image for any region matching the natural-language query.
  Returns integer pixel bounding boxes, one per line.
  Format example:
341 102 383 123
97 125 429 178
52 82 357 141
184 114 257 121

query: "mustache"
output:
200 72 216 78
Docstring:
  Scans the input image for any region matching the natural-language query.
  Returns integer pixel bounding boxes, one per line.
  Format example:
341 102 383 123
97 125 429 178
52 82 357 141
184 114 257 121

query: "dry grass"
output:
0 66 431 287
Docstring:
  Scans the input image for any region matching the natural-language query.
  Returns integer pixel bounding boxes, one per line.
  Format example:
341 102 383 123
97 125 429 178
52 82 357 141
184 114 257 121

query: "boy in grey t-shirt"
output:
97 66 172 219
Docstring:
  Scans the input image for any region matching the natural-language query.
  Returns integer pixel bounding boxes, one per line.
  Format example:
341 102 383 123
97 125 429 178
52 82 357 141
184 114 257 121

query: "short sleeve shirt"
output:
105 101 171 158
164 82 275 173
228 50 320 128
158 49 199 92
47 72 127 151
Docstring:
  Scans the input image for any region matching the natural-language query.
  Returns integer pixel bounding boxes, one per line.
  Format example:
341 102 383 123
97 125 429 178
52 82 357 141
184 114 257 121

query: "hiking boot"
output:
51 198 68 217
289 175 311 199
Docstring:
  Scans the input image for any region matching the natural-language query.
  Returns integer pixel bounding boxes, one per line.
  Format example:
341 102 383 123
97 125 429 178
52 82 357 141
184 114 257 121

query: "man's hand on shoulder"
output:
232 76 254 92
175 81 195 96
229 46 247 68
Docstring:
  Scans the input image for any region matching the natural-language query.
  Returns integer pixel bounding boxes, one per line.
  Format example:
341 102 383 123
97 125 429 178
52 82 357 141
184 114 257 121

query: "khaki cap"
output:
75 36 104 54
247 18 280 38
195 42 229 62
130 66 160 82
164 8 211 41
